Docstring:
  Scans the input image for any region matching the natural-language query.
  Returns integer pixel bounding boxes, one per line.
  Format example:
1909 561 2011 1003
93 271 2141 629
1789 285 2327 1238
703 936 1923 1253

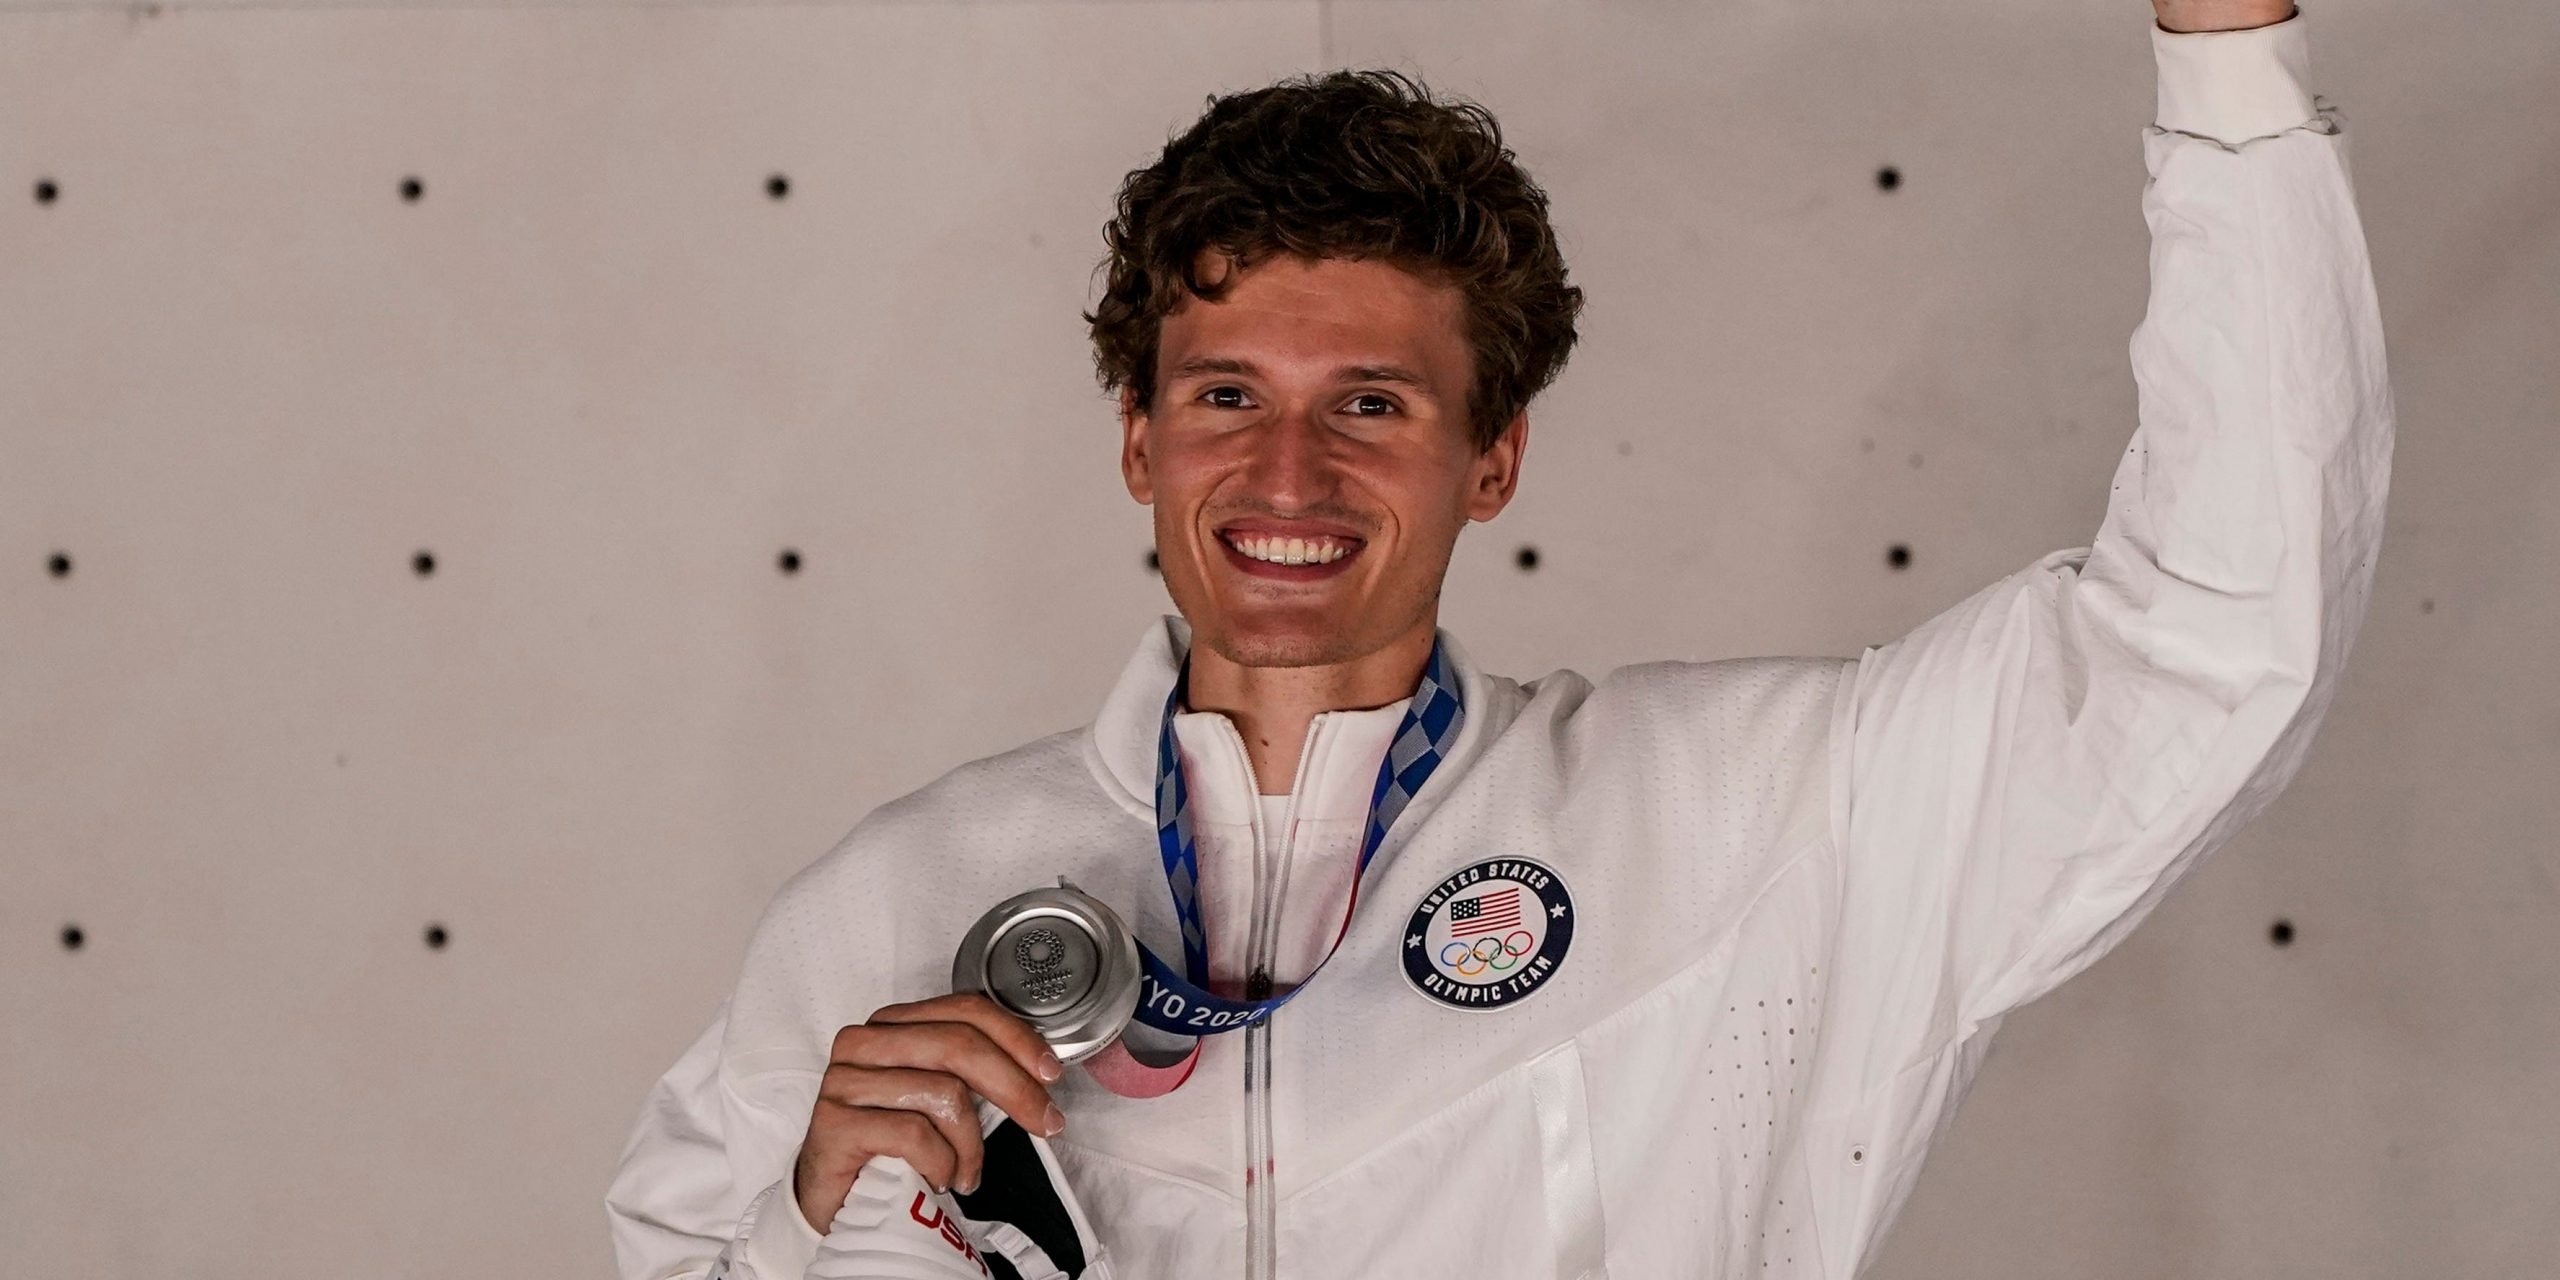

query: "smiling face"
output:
1119 252 1526 674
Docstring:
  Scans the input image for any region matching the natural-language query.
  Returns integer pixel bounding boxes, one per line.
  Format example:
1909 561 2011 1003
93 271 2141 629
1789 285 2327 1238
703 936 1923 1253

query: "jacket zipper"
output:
1211 713 1324 1280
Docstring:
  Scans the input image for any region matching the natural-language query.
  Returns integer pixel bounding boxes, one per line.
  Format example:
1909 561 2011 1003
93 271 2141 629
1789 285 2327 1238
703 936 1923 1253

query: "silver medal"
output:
951 879 1141 1065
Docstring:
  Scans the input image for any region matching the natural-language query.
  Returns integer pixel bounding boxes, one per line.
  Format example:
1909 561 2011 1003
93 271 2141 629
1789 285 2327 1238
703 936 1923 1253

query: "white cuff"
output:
741 1176 827 1280
2151 7 2319 143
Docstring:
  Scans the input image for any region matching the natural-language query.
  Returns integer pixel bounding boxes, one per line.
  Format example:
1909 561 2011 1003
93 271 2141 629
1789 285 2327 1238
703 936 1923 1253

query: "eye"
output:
1202 385 1253 410
1343 392 1399 416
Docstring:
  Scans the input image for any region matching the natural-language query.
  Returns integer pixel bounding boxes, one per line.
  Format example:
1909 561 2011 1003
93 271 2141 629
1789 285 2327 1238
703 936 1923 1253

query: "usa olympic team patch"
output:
1401 858 1574 1010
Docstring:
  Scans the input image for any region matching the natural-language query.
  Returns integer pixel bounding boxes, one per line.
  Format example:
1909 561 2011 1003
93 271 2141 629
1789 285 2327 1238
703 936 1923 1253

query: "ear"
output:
1464 410 1528 522
1118 385 1153 504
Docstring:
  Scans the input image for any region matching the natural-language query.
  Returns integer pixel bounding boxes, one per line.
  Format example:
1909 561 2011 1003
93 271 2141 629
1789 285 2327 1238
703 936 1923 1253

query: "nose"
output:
1239 407 1337 511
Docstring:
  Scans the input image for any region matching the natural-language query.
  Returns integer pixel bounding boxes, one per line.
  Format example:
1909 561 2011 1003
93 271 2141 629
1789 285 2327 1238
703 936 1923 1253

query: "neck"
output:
1183 621 1435 796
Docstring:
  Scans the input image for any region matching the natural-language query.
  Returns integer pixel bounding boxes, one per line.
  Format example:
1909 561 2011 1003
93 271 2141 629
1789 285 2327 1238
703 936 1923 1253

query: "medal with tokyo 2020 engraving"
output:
950 879 1143 1066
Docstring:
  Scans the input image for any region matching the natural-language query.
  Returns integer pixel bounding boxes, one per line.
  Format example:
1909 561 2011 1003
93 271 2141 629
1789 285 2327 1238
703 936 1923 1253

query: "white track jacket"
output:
608 12 2392 1278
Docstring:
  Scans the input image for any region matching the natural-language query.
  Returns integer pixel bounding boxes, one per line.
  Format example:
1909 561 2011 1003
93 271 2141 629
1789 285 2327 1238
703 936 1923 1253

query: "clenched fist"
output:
793 992 1069 1235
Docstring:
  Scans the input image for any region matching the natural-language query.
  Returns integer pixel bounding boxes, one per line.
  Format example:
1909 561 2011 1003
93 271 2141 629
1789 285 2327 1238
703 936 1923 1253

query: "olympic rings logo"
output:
1437 930 1538 978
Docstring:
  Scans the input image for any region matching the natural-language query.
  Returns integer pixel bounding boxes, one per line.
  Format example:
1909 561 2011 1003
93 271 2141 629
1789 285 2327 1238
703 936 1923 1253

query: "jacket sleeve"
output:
1828 10 2392 1039
605 996 831 1280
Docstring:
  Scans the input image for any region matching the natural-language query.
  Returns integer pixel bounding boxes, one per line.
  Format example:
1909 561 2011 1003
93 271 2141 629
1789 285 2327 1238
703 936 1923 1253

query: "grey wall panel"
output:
0 3 1321 1272
2 0 2553 1276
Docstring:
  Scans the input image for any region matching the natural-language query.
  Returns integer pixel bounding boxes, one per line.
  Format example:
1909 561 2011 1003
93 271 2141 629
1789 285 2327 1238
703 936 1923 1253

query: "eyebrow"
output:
1166 356 1437 394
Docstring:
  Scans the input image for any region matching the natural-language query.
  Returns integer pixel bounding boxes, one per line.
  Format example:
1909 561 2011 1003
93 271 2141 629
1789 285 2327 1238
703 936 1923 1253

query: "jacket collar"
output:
1083 614 1492 828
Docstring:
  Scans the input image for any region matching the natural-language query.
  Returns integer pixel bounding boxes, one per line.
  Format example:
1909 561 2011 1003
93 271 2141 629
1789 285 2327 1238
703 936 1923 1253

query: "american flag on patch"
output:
1447 887 1523 938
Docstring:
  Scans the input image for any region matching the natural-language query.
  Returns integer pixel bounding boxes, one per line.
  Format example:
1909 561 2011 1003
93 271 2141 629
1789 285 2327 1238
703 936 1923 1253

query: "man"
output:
609 0 2391 1274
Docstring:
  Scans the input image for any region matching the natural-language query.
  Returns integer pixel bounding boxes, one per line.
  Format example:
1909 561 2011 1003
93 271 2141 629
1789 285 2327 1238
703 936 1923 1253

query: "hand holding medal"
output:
794 885 1133 1279
789 990 1069 1236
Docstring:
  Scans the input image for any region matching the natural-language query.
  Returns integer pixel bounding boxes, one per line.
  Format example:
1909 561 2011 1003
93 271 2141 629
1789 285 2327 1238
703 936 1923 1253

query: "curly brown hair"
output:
1085 69 1584 453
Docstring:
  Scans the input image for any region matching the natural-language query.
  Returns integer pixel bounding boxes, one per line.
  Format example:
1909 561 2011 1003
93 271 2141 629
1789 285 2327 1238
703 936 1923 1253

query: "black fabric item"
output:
982 1252 1025 1280
952 1119 1089 1278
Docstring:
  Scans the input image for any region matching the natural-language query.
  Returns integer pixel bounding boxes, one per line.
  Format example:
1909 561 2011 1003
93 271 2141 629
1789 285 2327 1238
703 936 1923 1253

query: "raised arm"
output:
1829 4 2392 1039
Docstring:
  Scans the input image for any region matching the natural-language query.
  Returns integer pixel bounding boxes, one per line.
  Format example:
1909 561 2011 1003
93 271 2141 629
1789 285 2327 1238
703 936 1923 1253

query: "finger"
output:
835 1019 1062 1139
822 1065 986 1192
845 1106 961 1194
869 992 1064 1085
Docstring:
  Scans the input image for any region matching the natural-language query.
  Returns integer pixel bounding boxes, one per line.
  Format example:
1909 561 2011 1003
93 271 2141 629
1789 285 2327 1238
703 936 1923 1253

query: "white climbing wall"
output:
2 0 2553 1275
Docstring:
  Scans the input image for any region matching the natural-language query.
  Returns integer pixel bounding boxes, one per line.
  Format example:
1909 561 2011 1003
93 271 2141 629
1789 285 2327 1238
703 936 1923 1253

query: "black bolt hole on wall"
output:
767 173 791 200
48 552 71 577
1146 549 1160 573
34 177 58 204
425 923 449 950
61 924 84 951
2270 918 2294 947
778 548 802 575
1515 545 1540 572
1886 544 1911 570
400 176 423 202
1876 165 1901 192
413 550 435 577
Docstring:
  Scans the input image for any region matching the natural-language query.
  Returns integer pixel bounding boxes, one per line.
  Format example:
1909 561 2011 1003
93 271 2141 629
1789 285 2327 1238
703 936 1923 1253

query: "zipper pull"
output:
1245 968 1272 1001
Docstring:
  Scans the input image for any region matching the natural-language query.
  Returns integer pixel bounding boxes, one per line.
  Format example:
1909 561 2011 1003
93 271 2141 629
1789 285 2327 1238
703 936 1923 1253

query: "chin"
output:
1199 619 1361 670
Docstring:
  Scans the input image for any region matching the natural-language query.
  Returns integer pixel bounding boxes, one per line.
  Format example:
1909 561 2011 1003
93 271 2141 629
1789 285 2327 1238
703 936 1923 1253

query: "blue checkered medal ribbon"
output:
1131 638 1466 1037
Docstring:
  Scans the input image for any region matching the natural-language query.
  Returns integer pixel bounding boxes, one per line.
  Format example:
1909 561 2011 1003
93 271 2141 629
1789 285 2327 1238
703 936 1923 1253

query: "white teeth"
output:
1226 534 1352 565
